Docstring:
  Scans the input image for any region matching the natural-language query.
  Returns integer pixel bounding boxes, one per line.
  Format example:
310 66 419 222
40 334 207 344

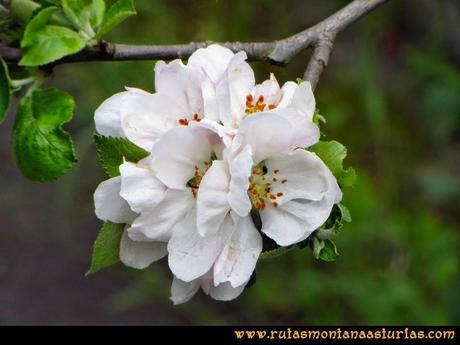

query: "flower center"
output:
248 162 287 211
178 113 202 126
245 95 277 115
186 153 216 198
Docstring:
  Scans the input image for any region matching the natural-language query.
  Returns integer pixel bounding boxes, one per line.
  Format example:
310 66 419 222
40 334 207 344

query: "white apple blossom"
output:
92 43 343 304
93 164 168 269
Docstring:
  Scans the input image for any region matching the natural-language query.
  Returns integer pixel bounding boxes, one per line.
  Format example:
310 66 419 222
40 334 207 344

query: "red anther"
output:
268 104 276 110
281 179 287 184
274 169 279 174
257 104 265 111
178 118 189 126
272 178 278 182
257 95 264 103
277 192 283 197
260 202 266 211
246 95 253 102
272 202 278 208
269 194 276 200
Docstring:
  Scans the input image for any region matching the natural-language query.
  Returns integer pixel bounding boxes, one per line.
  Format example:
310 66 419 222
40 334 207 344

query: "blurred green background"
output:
0 0 459 325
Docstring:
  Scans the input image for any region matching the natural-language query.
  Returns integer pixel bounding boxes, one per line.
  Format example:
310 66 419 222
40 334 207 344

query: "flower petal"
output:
187 44 234 84
251 73 282 106
170 276 201 305
236 112 294 164
94 88 150 138
208 282 245 301
150 126 223 189
217 52 255 128
168 211 234 282
196 160 231 237
259 203 310 246
214 215 262 287
127 189 194 242
273 107 320 149
94 176 136 224
94 91 127 137
155 59 204 116
119 161 166 213
227 144 253 216
120 91 186 151
260 151 342 246
288 81 315 121
277 81 297 108
119 231 167 269
265 149 330 204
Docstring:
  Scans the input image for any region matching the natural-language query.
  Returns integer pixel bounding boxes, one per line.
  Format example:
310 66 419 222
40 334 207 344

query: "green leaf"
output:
338 203 351 223
19 7 87 66
0 58 11 124
13 88 77 181
319 239 339 262
96 0 135 38
312 238 339 262
310 140 357 187
94 134 149 177
62 0 105 35
87 221 124 275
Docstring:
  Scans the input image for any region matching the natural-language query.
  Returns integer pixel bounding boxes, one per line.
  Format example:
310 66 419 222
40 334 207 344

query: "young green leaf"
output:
13 88 77 181
62 0 105 36
309 140 357 187
96 0 135 38
0 58 11 124
338 203 352 223
312 237 339 262
318 239 339 262
87 221 124 275
19 7 87 66
94 134 148 178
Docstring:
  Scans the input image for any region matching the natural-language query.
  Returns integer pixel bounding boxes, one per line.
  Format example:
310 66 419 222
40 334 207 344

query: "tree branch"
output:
0 0 388 89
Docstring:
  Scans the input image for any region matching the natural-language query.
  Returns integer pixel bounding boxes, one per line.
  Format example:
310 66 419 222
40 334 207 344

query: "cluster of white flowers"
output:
93 45 342 304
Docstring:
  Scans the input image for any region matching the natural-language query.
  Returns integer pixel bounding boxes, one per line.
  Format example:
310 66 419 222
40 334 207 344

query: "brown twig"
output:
0 0 388 89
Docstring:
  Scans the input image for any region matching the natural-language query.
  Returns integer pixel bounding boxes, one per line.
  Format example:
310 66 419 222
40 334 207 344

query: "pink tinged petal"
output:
170 276 201 305
119 161 166 213
265 149 330 204
236 112 294 164
94 176 136 224
127 189 194 242
187 44 235 84
120 91 186 151
196 160 231 237
251 73 282 106
119 231 167 269
216 52 255 128
208 282 245 301
168 211 234 282
150 126 223 190
154 60 204 116
227 144 253 217
214 215 262 287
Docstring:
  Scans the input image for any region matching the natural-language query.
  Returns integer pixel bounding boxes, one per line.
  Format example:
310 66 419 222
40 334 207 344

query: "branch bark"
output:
0 0 388 89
